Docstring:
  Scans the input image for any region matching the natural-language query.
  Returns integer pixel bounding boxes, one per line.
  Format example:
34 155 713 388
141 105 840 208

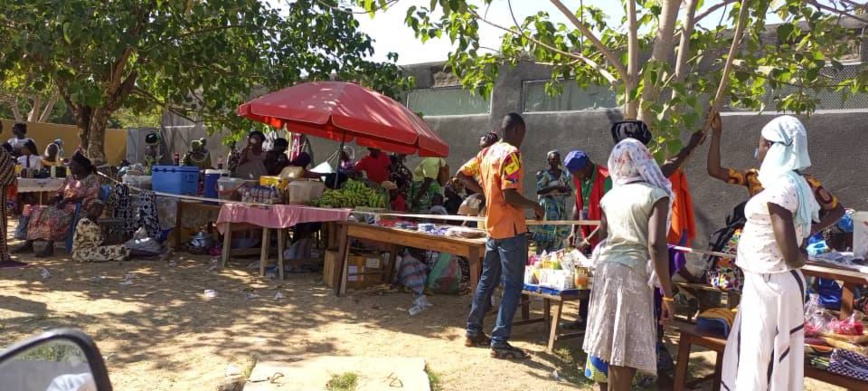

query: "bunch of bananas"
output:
309 179 389 209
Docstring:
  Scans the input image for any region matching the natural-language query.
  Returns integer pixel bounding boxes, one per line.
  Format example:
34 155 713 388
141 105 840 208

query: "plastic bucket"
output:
854 212 868 259
204 169 230 198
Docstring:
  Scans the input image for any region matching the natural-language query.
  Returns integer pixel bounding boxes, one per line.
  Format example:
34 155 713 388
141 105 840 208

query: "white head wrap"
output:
608 138 673 197
758 116 820 237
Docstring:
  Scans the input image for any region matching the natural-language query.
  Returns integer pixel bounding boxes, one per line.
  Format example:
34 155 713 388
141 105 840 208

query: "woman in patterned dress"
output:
532 151 572 252
14 152 102 257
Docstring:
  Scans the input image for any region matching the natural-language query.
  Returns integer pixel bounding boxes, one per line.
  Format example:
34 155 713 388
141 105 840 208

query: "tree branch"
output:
807 0 868 24
674 0 701 88
468 6 618 84
695 0 737 24
625 0 640 118
707 0 751 130
548 0 628 81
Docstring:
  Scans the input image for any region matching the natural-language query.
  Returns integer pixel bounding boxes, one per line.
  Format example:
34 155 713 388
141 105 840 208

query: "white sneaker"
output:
414 295 434 309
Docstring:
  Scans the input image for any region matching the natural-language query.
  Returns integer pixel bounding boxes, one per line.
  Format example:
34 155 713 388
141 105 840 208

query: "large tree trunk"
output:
639 0 682 124
71 105 110 165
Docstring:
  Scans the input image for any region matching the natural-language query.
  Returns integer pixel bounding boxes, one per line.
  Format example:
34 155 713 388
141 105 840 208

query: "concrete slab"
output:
245 356 430 391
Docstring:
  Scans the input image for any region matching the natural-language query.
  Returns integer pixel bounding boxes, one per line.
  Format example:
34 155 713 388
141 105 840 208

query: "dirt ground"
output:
0 250 845 391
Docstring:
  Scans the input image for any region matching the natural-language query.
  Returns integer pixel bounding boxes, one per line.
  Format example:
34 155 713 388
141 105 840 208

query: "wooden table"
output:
803 263 868 320
515 288 590 351
674 324 866 391
333 222 486 296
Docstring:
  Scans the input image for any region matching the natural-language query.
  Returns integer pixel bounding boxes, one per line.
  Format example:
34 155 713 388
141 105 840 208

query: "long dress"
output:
532 168 571 252
72 218 130 262
26 174 101 242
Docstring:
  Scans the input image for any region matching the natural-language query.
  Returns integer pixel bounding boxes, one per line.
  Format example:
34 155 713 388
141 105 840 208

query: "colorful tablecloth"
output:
216 204 352 233
16 178 66 193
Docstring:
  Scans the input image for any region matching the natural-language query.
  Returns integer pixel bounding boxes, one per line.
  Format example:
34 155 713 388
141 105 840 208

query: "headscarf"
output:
608 139 674 225
611 120 652 146
563 150 589 172
757 116 820 237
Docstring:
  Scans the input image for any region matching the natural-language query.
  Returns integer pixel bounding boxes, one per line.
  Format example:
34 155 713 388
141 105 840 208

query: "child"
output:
17 140 42 170
72 201 165 262
427 193 448 215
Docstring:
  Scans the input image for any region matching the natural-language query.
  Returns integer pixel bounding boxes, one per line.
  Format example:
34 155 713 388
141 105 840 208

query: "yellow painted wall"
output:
0 120 126 164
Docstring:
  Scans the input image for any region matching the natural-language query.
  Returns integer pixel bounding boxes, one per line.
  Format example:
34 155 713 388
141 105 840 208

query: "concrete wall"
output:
305 61 868 246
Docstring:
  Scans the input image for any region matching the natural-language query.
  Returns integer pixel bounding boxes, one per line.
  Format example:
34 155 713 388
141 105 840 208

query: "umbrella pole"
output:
334 129 346 189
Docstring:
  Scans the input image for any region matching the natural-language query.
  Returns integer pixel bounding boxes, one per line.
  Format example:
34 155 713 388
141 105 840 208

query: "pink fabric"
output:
216 204 351 233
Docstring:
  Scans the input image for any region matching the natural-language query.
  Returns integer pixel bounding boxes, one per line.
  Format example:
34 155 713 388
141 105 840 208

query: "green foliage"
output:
0 0 412 159
361 0 866 155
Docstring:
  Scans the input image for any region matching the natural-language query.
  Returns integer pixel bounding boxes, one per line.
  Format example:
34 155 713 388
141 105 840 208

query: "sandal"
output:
464 333 491 348
490 344 530 360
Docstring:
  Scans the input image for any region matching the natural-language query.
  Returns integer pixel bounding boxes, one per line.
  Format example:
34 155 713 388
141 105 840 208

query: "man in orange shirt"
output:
457 113 543 360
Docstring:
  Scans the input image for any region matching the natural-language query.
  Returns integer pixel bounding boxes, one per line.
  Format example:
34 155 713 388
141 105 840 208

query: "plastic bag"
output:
828 312 865 336
457 194 482 216
426 253 462 294
398 252 427 296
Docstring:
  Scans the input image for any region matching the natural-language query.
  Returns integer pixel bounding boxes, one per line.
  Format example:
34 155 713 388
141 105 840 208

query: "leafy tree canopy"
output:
0 0 412 163
361 0 868 157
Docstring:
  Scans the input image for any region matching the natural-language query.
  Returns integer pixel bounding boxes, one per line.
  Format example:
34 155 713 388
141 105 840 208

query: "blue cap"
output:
564 150 589 172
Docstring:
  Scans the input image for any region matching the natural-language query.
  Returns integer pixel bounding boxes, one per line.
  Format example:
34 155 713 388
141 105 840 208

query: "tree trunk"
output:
27 95 42 122
72 105 110 165
625 0 640 119
39 94 59 122
639 0 682 124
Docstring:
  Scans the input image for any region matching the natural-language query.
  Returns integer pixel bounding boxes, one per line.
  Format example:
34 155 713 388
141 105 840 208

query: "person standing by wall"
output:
719 116 819 390
582 139 675 390
459 113 543 360
0 122 22 268
532 150 572 253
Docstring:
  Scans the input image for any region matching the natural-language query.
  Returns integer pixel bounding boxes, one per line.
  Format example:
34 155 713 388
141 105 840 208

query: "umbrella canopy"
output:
237 82 449 157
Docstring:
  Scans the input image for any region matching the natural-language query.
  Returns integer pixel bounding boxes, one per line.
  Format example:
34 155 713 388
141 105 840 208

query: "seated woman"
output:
72 201 164 262
15 152 102 257
264 138 291 175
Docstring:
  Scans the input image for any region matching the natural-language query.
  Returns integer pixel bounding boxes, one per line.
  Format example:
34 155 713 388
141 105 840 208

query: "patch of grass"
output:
551 346 594 387
425 364 441 391
326 372 359 391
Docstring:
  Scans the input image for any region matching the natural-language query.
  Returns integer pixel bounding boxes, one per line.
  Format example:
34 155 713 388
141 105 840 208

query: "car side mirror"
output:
0 328 112 391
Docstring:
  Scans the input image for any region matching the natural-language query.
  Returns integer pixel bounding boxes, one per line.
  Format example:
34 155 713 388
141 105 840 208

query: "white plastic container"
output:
854 212 868 259
122 174 153 190
287 180 325 205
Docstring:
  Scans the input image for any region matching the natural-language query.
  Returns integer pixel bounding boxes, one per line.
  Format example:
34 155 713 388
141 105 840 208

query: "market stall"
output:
331 221 486 295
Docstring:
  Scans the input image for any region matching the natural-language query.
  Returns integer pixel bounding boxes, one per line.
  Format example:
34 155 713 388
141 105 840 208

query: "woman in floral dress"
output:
532 151 572 252
15 152 102 257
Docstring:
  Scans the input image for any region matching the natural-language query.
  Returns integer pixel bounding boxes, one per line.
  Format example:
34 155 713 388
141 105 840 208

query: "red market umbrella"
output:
236 81 449 157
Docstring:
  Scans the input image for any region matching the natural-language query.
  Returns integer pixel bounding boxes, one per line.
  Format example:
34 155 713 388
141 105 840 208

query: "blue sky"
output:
268 0 783 65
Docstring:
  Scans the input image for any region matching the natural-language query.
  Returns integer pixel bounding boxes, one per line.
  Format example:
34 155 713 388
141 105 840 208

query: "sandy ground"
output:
0 249 845 391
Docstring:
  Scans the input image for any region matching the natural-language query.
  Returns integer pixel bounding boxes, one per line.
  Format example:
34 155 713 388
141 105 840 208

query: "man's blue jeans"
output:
466 234 528 348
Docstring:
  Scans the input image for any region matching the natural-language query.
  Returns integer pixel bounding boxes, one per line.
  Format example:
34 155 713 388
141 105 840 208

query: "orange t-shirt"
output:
459 142 527 239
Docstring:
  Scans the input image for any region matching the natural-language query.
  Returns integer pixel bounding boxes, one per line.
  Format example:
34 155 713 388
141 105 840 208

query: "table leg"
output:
674 334 692 391
174 201 183 250
712 351 723 391
333 223 349 296
467 246 482 294
385 244 399 284
277 228 286 281
841 282 856 320
221 222 233 267
260 227 271 277
547 300 563 352
521 294 530 320
543 298 551 324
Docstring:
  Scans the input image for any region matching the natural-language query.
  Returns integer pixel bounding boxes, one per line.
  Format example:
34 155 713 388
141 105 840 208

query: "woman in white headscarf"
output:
720 116 820 391
582 139 675 391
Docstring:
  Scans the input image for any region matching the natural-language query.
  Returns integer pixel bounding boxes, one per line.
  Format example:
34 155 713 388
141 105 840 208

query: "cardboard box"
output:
324 251 384 290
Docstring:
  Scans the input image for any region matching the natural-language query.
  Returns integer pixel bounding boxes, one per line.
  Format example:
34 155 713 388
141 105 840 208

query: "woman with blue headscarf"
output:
720 116 820 391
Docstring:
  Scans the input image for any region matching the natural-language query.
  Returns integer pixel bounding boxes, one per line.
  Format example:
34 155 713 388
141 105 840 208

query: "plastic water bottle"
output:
217 157 224 170
173 152 180 166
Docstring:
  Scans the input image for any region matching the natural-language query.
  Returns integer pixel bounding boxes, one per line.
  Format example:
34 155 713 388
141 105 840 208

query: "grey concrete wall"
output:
305 60 868 247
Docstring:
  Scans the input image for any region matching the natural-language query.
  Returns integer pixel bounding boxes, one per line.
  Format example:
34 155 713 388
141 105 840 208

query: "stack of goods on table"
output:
308 179 388 209
524 249 593 294
375 219 486 239
804 294 868 381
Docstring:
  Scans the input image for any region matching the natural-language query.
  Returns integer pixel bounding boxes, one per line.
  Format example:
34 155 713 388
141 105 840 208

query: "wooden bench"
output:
514 288 590 351
674 324 866 391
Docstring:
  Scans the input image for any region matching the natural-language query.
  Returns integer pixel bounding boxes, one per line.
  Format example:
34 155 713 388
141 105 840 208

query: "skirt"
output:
721 269 806 391
582 262 657 374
